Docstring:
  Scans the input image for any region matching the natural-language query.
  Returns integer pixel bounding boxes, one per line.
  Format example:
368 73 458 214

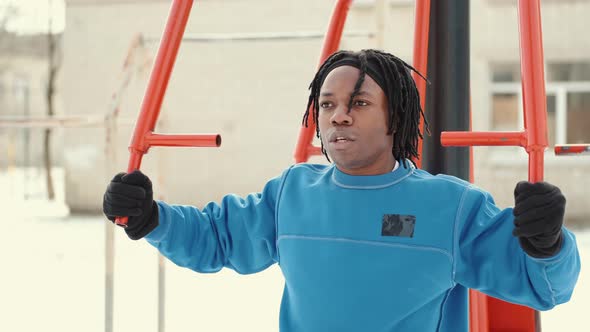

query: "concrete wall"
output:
62 0 589 225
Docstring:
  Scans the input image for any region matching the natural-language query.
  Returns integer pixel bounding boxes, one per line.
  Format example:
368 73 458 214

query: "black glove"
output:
512 181 566 258
103 170 159 240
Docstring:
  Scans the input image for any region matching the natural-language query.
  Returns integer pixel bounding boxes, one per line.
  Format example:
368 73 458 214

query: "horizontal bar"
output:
308 145 322 156
0 116 101 128
0 116 135 128
554 144 590 156
491 82 590 94
145 133 221 148
145 31 373 43
441 131 527 147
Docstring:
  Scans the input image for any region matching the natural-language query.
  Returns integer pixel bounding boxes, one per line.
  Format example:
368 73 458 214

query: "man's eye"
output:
319 101 332 108
354 100 368 106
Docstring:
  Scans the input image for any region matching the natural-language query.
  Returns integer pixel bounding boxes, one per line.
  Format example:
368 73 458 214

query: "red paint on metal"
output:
441 131 527 147
145 133 221 148
555 144 590 155
412 0 431 169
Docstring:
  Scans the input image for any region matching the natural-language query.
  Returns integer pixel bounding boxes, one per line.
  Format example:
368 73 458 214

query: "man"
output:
103 49 580 331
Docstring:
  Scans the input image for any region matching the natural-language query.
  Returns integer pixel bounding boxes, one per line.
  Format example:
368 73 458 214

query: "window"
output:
547 62 590 82
567 92 590 144
13 75 30 110
490 61 590 148
0 71 6 101
491 93 519 131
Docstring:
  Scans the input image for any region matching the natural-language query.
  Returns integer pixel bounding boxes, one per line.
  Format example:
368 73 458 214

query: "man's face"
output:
318 65 395 175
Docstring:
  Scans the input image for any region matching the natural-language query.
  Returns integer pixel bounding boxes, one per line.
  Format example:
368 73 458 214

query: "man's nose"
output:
330 105 353 125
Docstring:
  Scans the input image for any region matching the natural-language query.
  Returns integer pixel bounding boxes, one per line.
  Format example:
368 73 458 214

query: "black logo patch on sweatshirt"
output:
382 214 416 237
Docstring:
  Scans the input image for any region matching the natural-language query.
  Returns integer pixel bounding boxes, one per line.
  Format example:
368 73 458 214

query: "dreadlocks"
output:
302 49 430 168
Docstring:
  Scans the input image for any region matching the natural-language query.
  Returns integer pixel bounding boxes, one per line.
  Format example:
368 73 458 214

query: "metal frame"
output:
442 1 549 330
114 0 570 331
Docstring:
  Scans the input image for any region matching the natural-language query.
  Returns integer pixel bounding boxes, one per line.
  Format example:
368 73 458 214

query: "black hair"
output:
302 49 430 168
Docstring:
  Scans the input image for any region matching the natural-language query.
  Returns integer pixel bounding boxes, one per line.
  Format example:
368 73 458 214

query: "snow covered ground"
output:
1 170 588 331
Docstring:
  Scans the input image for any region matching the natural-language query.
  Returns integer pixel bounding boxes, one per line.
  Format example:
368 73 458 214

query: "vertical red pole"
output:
294 0 353 163
484 0 548 331
440 1 549 331
412 0 431 169
467 87 491 332
518 0 548 183
470 290 489 332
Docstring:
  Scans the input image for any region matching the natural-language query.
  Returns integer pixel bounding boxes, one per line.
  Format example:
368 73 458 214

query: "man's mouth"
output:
328 134 355 150
328 132 355 143
334 137 352 143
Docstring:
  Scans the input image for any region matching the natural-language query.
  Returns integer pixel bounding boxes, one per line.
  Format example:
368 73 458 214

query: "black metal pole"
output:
423 0 470 180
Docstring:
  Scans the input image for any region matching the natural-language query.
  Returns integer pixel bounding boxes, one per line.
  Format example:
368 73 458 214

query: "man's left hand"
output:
513 181 566 258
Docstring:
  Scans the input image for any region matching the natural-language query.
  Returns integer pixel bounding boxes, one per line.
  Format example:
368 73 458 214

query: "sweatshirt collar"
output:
331 159 414 189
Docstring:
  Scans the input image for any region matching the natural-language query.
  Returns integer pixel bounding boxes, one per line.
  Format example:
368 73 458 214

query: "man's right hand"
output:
103 170 159 240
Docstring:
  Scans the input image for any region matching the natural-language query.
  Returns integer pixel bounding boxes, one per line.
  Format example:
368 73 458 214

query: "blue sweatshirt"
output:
145 162 580 331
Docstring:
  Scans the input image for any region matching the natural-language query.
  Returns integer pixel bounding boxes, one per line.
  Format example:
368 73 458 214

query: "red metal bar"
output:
519 0 548 184
412 0 431 168
441 131 527 147
441 0 548 330
308 145 322 156
486 2 547 329
470 290 489 332
116 0 222 226
468 97 490 332
145 133 221 148
294 0 353 163
555 144 590 155
128 0 194 159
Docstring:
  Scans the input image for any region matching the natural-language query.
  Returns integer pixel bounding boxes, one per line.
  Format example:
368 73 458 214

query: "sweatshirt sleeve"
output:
144 172 287 275
453 185 581 310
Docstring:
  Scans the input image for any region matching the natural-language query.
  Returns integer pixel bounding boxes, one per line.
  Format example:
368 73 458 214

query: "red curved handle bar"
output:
116 0 221 226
